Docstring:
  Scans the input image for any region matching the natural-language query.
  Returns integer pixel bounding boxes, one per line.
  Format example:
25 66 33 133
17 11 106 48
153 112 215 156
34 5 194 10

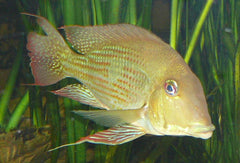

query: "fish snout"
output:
189 123 215 139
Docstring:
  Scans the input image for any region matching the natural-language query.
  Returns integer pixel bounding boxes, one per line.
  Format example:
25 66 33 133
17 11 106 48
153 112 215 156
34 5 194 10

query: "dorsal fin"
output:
61 24 162 54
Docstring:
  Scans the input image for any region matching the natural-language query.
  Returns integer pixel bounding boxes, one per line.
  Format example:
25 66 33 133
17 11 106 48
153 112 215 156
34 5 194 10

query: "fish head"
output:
147 59 215 139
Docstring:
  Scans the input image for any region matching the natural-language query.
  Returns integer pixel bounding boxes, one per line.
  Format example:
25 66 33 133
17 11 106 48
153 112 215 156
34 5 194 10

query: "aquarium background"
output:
0 0 239 162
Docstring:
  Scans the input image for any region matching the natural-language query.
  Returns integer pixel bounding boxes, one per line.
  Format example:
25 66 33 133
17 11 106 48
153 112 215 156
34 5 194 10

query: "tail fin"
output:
25 13 71 86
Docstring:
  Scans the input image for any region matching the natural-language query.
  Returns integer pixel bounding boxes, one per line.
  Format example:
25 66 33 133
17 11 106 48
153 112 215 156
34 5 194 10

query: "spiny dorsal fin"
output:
22 13 65 43
61 24 162 54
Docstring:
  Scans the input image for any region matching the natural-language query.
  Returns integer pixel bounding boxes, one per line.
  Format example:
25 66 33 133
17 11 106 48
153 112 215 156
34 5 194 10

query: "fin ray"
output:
73 107 144 127
61 24 162 54
49 124 146 151
24 13 72 86
51 84 107 109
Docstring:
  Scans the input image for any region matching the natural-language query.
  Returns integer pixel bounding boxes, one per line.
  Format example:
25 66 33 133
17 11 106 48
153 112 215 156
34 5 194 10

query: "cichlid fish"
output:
24 13 215 149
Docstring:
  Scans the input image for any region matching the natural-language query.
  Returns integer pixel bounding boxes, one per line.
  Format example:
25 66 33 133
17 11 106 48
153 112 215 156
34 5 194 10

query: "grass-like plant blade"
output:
184 0 214 63
64 98 76 162
5 91 29 132
235 43 240 120
72 100 86 163
109 0 121 23
0 42 23 126
94 0 103 25
80 0 91 25
62 0 75 25
128 0 137 25
234 43 240 162
137 0 152 29
170 0 184 50
46 93 61 162
91 0 103 25
170 0 178 49
29 86 44 128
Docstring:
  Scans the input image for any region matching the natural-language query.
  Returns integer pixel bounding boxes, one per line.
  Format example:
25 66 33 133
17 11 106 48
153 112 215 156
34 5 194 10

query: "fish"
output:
24 13 215 150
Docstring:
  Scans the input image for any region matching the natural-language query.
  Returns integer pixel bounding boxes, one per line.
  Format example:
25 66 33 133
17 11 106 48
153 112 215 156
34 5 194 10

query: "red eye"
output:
164 80 178 96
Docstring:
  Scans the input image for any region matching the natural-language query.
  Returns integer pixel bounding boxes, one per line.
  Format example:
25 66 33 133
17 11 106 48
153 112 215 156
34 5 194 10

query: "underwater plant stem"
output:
0 43 22 126
170 0 178 49
92 0 103 25
109 0 121 23
5 91 29 132
62 0 75 25
39 0 55 25
80 0 91 25
235 43 240 162
30 86 44 127
176 1 184 45
234 43 240 127
185 1 189 47
128 0 137 25
71 100 86 163
184 0 214 64
91 0 97 25
137 0 152 29
64 98 76 162
170 0 183 50
74 117 86 162
235 43 240 97
46 93 61 163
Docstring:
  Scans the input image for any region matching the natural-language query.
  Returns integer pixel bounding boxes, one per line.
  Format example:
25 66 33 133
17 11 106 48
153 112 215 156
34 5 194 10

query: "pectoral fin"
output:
51 84 108 109
73 107 145 127
49 124 146 151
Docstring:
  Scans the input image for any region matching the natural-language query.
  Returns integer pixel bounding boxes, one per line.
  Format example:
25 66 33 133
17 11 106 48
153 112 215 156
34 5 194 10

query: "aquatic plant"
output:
171 0 240 162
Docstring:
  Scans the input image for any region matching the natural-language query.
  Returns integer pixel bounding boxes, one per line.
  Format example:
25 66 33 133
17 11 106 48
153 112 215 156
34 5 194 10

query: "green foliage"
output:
0 41 24 128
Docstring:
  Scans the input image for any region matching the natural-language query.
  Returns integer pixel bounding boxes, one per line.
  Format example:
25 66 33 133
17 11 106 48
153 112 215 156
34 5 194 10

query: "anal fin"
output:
78 124 146 145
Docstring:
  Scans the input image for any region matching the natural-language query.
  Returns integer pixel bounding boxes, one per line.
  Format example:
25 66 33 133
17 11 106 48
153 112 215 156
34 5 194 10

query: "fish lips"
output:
188 123 215 139
149 123 215 139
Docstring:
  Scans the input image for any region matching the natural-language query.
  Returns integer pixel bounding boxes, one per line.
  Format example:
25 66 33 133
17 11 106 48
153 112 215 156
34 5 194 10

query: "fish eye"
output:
164 80 178 96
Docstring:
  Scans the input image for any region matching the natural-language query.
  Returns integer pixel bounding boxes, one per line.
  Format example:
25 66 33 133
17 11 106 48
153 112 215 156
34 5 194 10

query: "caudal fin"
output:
25 13 71 86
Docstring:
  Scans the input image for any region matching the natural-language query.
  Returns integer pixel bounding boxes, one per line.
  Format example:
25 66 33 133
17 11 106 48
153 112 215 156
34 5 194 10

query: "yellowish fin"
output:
61 23 161 54
52 84 107 109
73 106 145 127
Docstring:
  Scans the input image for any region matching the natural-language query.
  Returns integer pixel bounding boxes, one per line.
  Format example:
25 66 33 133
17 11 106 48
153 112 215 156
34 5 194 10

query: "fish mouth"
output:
148 123 215 139
188 124 215 139
146 121 215 139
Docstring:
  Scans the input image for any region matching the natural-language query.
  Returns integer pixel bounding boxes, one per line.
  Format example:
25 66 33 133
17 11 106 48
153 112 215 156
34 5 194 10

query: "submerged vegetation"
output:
0 0 239 162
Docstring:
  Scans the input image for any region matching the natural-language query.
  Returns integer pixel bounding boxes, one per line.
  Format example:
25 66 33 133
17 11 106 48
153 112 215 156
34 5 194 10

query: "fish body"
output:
25 13 214 148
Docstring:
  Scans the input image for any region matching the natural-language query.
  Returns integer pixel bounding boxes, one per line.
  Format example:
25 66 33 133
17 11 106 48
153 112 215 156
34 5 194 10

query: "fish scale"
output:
86 49 148 109
59 41 149 109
